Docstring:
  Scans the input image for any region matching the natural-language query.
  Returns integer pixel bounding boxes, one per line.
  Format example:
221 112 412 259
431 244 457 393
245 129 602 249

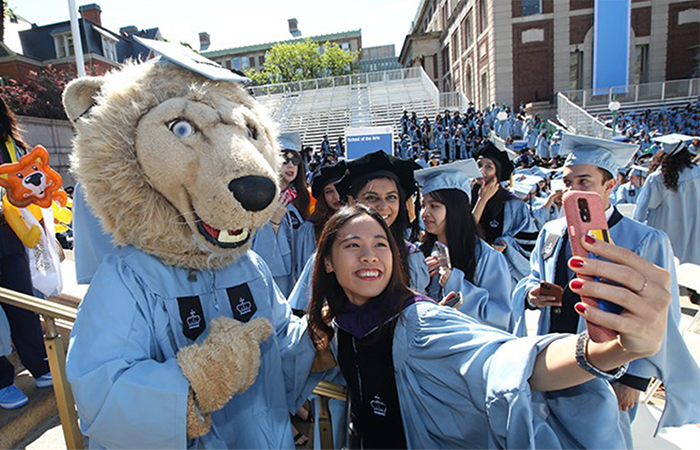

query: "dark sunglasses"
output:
283 156 301 166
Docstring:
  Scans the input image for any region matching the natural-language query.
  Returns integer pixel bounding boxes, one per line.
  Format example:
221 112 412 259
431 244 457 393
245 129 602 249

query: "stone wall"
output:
16 115 76 187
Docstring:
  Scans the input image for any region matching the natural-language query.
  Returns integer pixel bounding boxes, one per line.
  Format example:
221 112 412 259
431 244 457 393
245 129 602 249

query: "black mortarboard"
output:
474 141 514 181
336 150 420 199
311 160 347 199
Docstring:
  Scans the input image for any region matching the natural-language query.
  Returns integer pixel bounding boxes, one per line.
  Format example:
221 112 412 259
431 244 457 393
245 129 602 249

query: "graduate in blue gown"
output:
471 141 538 287
293 161 346 312
613 165 647 205
634 134 700 265
415 160 512 330
304 203 677 449
512 133 700 448
252 132 311 297
289 150 430 312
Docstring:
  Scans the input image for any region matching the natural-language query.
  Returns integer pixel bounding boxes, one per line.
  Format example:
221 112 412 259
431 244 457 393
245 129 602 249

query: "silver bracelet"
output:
575 331 628 381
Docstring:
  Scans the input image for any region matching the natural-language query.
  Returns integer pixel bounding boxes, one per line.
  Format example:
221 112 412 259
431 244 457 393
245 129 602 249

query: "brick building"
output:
400 0 700 109
0 3 162 84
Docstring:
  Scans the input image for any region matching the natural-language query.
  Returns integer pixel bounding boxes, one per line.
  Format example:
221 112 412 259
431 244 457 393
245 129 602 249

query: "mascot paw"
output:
177 316 273 413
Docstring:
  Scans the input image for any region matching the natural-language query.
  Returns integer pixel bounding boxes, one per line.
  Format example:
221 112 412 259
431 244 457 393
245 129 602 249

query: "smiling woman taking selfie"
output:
306 203 674 449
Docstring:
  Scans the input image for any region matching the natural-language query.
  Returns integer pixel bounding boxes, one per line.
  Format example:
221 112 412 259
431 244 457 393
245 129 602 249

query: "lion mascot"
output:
63 39 317 448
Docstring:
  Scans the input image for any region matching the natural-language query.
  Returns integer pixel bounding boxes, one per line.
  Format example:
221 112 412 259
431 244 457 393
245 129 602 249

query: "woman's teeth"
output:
357 269 381 279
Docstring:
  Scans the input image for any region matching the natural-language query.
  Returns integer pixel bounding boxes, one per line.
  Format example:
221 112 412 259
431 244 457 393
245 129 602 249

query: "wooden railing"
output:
0 287 346 449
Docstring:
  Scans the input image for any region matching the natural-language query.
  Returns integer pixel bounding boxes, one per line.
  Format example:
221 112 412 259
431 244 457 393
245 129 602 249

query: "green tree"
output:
244 39 358 86
320 41 358 77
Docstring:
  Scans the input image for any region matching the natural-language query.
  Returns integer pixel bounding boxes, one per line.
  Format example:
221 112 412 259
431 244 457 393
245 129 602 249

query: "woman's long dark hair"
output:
0 96 27 151
649 147 695 192
348 175 411 283
307 204 412 350
283 150 311 220
309 188 335 240
420 189 482 283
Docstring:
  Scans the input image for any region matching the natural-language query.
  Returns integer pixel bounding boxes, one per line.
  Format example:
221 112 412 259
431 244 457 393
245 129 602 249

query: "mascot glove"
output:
177 316 273 413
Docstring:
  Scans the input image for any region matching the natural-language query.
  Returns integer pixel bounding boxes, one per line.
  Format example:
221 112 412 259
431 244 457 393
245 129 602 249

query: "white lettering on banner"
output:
347 136 382 142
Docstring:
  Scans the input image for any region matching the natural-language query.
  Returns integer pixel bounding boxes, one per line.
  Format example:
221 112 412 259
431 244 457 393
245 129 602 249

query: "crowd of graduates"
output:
244 97 700 447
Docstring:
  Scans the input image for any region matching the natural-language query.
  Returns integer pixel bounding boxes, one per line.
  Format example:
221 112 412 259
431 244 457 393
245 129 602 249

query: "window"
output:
480 71 489 108
442 45 450 76
259 55 265 66
479 0 487 33
242 56 250 70
101 36 118 62
232 57 240 69
225 60 232 69
634 44 649 85
522 0 541 17
463 15 472 50
441 5 448 29
452 33 459 62
569 51 583 90
341 42 350 52
53 33 75 59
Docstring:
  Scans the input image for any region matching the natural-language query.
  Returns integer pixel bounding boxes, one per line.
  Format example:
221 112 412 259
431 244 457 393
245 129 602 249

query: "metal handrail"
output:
0 286 345 449
0 287 83 449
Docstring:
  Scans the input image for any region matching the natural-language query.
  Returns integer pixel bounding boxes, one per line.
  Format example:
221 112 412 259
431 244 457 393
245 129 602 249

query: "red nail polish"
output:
584 234 596 244
570 257 585 268
571 279 585 290
575 303 587 314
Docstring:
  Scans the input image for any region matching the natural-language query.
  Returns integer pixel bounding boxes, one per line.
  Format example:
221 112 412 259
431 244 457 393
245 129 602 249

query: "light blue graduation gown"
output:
511 213 700 434
73 184 117 284
426 240 512 330
535 135 549 159
66 246 315 449
634 165 700 265
613 182 640 205
319 301 626 449
252 204 305 297
493 199 539 288
0 308 10 357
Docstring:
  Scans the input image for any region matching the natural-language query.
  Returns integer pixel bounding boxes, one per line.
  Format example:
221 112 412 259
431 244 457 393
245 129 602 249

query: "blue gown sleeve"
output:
442 242 512 330
294 221 317 282
511 230 548 336
633 176 660 222
407 247 430 294
73 183 117 284
66 256 189 449
287 253 315 312
393 303 624 449
252 221 292 294
626 228 700 432
0 307 11 357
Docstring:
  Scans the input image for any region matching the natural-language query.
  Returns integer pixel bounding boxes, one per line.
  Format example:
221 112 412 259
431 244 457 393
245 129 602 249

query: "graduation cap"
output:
629 165 649 177
279 131 302 153
133 36 249 82
551 178 565 192
511 174 543 197
559 133 638 176
311 160 347 199
415 159 481 200
474 141 514 181
651 133 695 155
336 150 420 199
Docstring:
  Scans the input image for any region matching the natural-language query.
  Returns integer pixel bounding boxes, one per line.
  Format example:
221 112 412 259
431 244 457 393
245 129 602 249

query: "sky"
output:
12 0 420 54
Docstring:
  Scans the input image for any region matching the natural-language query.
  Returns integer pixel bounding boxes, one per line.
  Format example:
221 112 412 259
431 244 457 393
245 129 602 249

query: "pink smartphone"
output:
562 191 618 343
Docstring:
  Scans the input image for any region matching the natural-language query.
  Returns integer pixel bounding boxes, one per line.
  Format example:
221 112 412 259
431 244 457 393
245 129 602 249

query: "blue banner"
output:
593 0 631 95
345 127 394 160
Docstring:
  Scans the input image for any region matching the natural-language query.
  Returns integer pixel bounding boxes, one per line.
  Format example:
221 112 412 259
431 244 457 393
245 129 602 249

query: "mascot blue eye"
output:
168 119 195 138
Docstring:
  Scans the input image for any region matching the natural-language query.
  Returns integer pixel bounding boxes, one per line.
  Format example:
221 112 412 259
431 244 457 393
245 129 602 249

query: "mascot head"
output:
0 145 68 208
63 48 281 269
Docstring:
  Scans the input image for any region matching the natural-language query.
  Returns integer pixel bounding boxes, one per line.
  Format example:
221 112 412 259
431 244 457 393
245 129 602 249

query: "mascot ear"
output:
62 76 105 122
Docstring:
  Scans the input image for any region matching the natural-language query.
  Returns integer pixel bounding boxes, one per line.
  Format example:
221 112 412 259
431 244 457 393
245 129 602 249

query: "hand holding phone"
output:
440 291 463 309
563 191 621 342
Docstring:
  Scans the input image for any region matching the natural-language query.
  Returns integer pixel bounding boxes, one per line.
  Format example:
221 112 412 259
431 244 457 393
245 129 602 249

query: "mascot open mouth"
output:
195 215 250 249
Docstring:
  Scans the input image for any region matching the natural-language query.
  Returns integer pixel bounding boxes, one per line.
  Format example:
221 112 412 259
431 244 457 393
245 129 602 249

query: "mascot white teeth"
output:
63 38 317 448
